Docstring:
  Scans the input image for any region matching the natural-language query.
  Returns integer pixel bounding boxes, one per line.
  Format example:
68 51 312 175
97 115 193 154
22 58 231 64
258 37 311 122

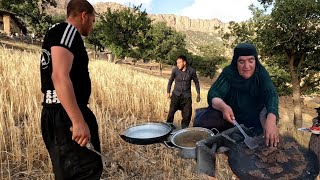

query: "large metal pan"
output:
164 127 218 159
120 122 172 145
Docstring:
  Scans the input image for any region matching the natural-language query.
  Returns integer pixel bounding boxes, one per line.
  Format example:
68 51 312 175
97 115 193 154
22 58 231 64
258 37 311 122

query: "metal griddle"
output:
228 136 319 180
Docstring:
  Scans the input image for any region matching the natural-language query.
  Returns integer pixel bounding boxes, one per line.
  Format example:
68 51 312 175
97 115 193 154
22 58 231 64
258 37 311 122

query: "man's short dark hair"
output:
177 55 187 62
67 0 95 17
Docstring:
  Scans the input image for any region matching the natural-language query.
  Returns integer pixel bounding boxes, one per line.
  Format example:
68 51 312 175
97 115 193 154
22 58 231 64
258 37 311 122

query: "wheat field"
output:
1 44 317 180
0 46 238 180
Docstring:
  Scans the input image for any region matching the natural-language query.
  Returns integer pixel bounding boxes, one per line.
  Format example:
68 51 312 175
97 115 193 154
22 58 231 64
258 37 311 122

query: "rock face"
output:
148 14 228 33
49 1 228 33
56 0 69 8
46 0 69 15
94 2 125 14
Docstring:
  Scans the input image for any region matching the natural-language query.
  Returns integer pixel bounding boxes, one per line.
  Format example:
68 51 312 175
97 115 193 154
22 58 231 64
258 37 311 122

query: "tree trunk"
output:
159 60 163 76
94 45 97 59
113 54 117 63
288 55 303 127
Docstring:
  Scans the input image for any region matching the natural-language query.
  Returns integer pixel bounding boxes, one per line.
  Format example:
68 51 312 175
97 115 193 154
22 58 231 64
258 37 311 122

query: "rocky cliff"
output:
46 0 69 15
48 1 228 33
148 14 228 33
47 1 228 54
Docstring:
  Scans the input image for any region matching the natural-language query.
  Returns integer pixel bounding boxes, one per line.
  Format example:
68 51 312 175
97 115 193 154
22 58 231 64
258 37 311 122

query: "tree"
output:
257 0 320 127
196 44 227 79
128 26 154 63
222 20 256 48
86 22 104 57
148 22 187 74
96 5 152 60
86 6 189 70
258 0 274 5
51 14 66 24
223 0 320 127
0 0 57 35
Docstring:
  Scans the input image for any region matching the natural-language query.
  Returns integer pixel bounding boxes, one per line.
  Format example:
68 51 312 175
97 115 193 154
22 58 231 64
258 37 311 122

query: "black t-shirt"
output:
40 22 91 106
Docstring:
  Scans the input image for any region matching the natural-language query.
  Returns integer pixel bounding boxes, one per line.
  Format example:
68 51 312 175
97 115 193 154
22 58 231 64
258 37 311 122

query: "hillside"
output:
47 1 227 54
184 30 225 54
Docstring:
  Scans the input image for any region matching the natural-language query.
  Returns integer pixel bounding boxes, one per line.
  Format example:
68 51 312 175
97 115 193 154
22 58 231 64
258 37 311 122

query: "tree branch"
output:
301 75 320 92
279 33 294 45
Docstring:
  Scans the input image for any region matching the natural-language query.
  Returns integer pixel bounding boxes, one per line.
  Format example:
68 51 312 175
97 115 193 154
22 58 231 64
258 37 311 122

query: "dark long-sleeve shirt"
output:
167 66 200 98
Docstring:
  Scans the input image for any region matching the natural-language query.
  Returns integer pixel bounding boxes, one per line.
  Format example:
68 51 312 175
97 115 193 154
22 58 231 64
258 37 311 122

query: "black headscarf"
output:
223 43 267 96
207 43 279 132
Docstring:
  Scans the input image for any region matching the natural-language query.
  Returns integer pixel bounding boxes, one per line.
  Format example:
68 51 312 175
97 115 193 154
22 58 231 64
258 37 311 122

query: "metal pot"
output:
120 122 172 145
164 127 218 159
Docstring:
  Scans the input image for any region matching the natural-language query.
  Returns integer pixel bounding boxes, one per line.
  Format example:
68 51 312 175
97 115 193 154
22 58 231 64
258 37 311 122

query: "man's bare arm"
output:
51 46 90 147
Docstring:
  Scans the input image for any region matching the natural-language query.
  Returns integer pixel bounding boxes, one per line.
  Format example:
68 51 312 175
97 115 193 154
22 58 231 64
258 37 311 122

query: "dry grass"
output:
0 46 317 180
0 39 41 52
0 46 237 179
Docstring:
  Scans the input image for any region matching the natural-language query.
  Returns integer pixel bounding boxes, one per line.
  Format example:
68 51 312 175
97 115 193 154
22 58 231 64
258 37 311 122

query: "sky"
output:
87 0 260 23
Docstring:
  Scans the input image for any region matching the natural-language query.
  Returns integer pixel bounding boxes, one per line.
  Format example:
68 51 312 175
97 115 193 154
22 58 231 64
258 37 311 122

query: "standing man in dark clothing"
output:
166 55 201 129
40 0 103 179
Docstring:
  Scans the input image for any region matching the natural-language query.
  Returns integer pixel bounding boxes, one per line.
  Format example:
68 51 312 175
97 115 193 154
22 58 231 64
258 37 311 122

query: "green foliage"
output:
165 48 190 65
195 56 225 79
129 23 154 62
263 56 292 96
85 4 226 80
183 30 224 54
167 43 227 79
0 0 57 35
149 22 187 63
88 8 188 62
221 5 267 48
195 43 227 79
258 0 320 55
223 0 320 124
258 0 274 8
86 22 104 52
198 43 225 60
223 0 320 95
222 20 256 48
96 5 151 59
257 0 320 94
51 14 66 24
153 27 226 79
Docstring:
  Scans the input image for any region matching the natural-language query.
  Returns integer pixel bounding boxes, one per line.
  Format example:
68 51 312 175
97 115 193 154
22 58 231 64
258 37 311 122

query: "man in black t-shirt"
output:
40 0 102 179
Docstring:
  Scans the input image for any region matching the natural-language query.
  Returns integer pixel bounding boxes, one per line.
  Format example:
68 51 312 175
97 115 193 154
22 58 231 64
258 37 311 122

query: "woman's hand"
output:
212 98 235 124
263 113 279 147
222 105 235 124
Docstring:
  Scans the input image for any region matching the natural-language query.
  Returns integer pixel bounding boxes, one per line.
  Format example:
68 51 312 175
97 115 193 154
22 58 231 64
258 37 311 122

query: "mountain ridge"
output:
47 1 229 34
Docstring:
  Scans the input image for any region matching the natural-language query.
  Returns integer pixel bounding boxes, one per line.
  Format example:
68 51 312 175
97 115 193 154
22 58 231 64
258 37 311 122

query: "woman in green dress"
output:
194 43 279 147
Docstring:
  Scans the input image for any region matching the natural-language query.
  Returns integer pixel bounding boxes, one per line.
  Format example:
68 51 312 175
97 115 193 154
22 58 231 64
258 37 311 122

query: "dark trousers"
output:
166 93 192 128
41 106 103 180
193 106 266 134
193 106 234 132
